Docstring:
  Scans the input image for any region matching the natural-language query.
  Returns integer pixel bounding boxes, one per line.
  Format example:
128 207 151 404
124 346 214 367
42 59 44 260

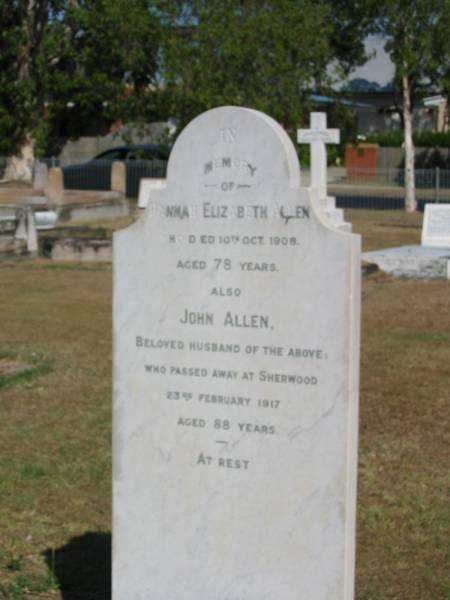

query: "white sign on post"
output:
113 107 360 600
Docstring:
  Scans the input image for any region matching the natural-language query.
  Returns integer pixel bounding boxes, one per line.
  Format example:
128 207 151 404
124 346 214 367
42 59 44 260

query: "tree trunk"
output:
3 134 35 182
402 71 416 212
3 0 47 182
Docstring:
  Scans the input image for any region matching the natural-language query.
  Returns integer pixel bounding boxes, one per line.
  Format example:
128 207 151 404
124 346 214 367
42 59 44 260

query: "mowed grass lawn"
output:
0 210 449 600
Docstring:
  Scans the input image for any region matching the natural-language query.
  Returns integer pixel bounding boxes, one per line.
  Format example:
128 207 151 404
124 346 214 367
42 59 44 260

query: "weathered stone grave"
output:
33 160 49 192
363 203 450 279
41 165 128 224
51 237 112 262
421 203 450 248
113 106 361 600
0 205 37 255
111 161 126 196
44 166 65 205
0 159 128 251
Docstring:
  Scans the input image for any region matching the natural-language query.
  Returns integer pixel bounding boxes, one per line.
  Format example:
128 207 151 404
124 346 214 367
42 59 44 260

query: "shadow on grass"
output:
44 532 111 600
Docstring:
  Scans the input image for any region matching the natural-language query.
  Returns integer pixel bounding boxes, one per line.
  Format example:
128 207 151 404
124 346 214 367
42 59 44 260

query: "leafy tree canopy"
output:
0 0 162 157
373 0 450 210
157 0 371 134
0 0 371 159
44 0 162 152
377 0 450 112
0 0 49 155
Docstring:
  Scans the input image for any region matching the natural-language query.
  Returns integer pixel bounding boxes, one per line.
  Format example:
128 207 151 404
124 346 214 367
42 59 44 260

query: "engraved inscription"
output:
219 128 236 143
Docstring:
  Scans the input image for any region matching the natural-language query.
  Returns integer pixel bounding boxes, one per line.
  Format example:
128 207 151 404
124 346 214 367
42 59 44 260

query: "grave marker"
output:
111 161 126 196
33 161 49 192
0 205 37 254
297 113 347 229
113 106 361 600
45 167 64 205
137 177 167 208
421 203 450 248
297 112 339 196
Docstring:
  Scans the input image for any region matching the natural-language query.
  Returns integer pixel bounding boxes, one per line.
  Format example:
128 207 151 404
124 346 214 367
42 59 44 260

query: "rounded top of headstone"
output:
166 106 301 196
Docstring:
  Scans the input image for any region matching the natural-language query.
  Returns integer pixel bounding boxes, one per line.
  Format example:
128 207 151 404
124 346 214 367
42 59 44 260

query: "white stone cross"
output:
297 112 340 196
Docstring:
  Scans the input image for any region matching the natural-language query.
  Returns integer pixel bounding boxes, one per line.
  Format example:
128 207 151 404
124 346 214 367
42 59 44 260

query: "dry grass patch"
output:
346 209 422 251
0 261 112 599
0 210 449 599
357 271 450 600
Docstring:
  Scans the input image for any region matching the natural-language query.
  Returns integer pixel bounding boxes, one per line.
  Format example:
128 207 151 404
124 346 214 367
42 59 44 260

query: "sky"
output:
350 36 395 86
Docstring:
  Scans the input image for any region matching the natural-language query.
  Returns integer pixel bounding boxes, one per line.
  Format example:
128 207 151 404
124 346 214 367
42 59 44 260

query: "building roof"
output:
310 94 374 109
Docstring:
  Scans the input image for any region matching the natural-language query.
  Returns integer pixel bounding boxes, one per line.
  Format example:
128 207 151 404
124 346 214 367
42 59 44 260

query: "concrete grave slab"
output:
363 203 450 279
363 244 450 279
51 238 112 262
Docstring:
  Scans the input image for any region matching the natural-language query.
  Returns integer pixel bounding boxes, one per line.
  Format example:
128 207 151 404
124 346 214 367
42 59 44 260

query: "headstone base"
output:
57 197 129 223
313 193 351 232
51 238 112 261
0 237 28 256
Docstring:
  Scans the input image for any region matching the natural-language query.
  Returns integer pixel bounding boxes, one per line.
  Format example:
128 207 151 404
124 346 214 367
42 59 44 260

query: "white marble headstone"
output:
113 106 361 600
421 203 450 248
137 177 167 208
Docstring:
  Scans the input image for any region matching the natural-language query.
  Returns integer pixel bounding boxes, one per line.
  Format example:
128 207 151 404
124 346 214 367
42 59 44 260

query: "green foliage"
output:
157 0 370 134
44 0 162 153
328 102 359 160
414 130 450 148
0 0 163 157
0 0 48 155
326 0 377 76
364 130 405 147
33 118 51 158
371 1 450 209
159 1 318 131
365 130 450 147
0 1 373 157
376 1 450 115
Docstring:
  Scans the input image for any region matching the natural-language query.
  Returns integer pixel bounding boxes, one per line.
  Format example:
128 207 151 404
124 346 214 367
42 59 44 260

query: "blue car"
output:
62 144 170 198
